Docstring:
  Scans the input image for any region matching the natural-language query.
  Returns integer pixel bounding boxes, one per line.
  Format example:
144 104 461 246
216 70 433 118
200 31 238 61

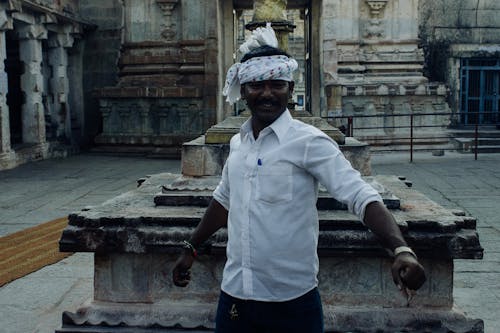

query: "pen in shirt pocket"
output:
257 158 262 166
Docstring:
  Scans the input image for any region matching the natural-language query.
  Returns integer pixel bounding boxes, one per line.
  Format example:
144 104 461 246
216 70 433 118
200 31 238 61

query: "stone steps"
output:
354 131 453 153
360 128 500 154
154 189 401 211
451 129 500 153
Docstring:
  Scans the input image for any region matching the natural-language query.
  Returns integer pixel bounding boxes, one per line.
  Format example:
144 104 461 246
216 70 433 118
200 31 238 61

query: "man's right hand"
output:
171 199 228 287
172 252 195 287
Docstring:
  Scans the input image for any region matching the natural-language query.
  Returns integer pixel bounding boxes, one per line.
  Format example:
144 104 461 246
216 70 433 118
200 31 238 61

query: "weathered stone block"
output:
181 135 370 177
95 253 152 303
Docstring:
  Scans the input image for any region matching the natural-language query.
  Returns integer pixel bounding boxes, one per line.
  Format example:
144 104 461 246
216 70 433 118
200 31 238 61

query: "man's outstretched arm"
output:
363 201 426 292
172 199 228 287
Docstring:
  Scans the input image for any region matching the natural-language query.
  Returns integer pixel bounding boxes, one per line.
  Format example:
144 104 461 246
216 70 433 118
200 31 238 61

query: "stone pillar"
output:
248 0 295 52
18 24 47 144
48 31 74 141
0 11 12 153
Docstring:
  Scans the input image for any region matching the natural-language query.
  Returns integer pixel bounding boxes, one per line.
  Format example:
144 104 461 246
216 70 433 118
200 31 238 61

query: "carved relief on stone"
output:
156 0 178 41
154 99 203 135
337 46 360 63
47 32 74 49
364 19 384 38
353 104 365 114
0 10 13 31
365 0 388 17
17 24 48 40
363 0 389 39
253 0 288 22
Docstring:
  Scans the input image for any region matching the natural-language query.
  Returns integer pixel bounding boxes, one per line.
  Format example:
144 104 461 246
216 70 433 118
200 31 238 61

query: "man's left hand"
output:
391 252 426 293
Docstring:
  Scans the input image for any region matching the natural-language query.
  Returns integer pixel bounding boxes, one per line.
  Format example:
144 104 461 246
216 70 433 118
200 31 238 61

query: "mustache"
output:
256 98 280 106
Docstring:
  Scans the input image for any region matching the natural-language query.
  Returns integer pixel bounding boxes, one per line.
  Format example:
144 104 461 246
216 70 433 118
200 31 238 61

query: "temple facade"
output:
1 0 500 169
0 0 92 169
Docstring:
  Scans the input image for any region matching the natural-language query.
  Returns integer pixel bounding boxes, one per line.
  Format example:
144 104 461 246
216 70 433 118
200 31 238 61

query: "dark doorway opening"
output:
5 31 23 144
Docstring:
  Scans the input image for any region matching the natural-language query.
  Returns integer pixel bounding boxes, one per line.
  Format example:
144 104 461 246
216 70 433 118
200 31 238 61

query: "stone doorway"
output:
5 30 23 145
232 0 313 116
460 58 500 126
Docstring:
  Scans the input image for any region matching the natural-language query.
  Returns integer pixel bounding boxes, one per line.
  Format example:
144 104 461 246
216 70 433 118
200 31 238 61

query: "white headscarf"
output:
223 23 298 105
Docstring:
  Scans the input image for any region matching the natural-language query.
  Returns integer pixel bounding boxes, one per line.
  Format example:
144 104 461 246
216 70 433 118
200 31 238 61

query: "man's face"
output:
241 80 294 127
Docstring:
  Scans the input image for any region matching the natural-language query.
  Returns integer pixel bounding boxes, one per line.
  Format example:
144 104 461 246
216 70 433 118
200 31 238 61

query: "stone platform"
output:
182 135 373 177
58 172 483 333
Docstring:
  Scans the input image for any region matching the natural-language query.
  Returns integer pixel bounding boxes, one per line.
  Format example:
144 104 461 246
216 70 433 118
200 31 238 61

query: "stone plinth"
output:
205 116 345 144
58 173 483 333
182 115 375 177
94 41 215 149
181 135 371 177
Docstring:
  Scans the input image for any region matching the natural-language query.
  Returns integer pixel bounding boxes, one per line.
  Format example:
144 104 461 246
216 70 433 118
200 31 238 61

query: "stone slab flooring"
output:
371 151 500 333
0 151 499 332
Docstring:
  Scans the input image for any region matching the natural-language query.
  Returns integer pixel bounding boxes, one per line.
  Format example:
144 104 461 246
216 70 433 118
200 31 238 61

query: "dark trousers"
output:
215 288 324 333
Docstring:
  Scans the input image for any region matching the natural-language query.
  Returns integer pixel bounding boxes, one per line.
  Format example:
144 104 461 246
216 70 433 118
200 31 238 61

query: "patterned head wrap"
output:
223 23 298 105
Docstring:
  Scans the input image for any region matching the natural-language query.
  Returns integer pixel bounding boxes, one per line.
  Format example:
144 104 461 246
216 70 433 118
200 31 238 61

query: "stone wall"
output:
419 0 500 125
93 0 219 154
78 0 123 146
319 0 452 148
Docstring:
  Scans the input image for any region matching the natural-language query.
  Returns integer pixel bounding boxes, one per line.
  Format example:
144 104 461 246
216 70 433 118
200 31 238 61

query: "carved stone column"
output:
0 10 12 153
156 0 178 41
48 30 74 141
364 0 389 39
18 24 47 144
247 0 295 52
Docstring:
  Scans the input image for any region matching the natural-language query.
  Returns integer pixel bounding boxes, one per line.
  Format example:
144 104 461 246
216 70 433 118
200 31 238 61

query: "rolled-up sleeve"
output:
303 135 382 221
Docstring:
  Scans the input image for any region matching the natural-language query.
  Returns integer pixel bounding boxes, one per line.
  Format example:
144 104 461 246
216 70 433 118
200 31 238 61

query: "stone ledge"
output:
181 136 371 177
60 173 483 259
204 116 345 144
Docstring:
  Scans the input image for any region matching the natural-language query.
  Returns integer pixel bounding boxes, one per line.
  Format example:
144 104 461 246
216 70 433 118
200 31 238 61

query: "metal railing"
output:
324 111 500 162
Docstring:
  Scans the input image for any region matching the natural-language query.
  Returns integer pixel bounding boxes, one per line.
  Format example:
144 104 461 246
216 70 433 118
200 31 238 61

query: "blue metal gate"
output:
460 58 500 125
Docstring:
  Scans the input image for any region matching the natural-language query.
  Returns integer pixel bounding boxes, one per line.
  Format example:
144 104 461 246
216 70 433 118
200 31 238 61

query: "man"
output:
173 25 426 333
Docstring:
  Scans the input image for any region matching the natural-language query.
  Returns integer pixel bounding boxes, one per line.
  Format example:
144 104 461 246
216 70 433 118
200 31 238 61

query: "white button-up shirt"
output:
213 110 382 302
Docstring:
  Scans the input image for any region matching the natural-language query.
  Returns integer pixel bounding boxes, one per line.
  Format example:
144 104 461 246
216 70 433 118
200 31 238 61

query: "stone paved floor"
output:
0 151 499 332
371 151 500 333
0 154 181 333
0 154 181 236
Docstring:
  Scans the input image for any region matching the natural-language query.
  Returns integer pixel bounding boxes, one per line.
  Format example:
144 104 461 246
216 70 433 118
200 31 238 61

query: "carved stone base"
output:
57 253 483 333
57 302 483 333
58 172 483 332
181 136 371 177
204 116 345 144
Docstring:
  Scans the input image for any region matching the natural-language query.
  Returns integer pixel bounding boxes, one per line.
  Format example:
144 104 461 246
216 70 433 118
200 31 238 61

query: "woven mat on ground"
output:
0 217 72 287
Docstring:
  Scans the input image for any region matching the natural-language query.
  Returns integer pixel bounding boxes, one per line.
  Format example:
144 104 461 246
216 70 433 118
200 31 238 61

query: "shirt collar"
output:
240 109 292 144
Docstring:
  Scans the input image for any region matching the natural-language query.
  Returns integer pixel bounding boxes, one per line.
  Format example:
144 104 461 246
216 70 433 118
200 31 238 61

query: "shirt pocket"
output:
256 163 293 204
